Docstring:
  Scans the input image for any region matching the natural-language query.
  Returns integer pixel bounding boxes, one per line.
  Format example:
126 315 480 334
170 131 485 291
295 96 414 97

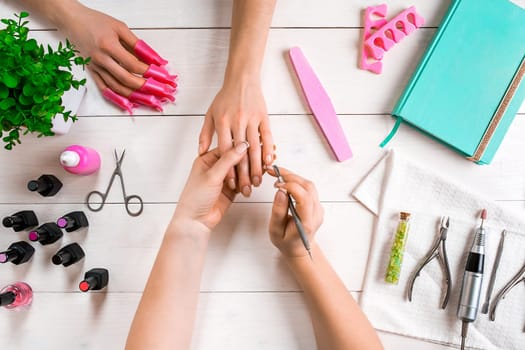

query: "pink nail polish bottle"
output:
137 78 175 102
102 88 135 115
134 40 168 66
129 91 164 112
143 64 178 87
60 145 101 175
0 282 33 309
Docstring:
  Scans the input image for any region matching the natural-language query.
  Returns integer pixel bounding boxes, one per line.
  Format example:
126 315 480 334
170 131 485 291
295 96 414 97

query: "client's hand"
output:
267 167 324 258
173 142 250 232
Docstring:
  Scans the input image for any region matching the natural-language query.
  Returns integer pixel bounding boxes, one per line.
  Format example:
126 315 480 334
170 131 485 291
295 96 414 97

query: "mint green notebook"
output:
388 0 525 164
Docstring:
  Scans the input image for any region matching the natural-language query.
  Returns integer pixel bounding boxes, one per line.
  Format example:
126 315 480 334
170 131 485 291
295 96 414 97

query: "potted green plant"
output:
0 12 89 150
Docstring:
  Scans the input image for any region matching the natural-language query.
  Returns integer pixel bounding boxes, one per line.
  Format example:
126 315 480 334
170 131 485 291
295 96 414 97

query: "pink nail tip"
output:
129 91 164 112
134 40 168 66
143 64 178 86
102 88 134 115
138 78 176 101
0 253 7 263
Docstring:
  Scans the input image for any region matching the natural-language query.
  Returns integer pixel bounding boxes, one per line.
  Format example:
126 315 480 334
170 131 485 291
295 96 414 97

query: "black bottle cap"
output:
2 211 39 232
2 216 23 227
28 223 63 245
79 268 109 292
27 175 63 197
27 180 41 192
0 241 35 265
52 243 85 267
0 291 16 307
57 211 89 232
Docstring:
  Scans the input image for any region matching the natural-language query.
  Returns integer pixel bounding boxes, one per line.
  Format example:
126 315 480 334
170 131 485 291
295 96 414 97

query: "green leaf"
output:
0 83 8 99
2 71 19 88
0 97 15 110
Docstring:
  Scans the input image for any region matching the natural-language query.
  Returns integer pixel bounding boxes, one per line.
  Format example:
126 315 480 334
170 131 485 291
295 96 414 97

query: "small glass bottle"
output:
385 212 411 284
0 282 33 309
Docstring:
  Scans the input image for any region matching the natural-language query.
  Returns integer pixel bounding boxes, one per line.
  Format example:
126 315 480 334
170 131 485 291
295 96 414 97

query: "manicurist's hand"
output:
174 141 250 232
266 166 324 258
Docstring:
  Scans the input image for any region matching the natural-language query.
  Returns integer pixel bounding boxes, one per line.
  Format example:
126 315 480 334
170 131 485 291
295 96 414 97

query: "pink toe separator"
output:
365 6 425 61
138 78 176 102
102 88 134 115
144 64 178 87
134 40 169 66
129 91 164 112
360 4 388 74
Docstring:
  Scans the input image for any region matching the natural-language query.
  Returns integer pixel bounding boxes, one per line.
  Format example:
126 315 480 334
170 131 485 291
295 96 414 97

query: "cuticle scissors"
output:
407 216 452 309
86 149 143 217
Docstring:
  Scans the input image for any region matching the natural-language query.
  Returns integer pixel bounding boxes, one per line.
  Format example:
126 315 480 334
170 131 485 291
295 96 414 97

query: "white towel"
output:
353 150 525 350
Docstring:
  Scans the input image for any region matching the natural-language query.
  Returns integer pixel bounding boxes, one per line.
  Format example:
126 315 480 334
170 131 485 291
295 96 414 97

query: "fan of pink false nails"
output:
102 40 178 114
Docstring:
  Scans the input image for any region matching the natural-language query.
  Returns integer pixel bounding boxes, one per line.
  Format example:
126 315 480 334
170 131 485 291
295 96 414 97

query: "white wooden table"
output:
0 1 524 349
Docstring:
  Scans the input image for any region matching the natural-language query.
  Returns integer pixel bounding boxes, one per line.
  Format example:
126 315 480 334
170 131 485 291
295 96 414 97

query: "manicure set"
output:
384 209 525 349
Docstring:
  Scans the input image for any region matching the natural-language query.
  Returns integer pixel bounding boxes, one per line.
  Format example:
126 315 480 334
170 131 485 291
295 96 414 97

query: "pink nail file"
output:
360 4 388 74
288 47 353 162
365 6 425 60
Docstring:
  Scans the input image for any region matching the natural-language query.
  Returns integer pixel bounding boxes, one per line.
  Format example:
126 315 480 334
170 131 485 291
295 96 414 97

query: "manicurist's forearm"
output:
225 0 276 81
286 244 383 350
18 0 82 28
126 218 210 350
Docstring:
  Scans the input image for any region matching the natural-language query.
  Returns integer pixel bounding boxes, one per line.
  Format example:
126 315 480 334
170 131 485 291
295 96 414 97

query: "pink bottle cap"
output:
134 40 168 66
129 91 164 112
28 231 39 242
102 88 135 115
137 78 175 102
0 253 7 263
143 64 178 87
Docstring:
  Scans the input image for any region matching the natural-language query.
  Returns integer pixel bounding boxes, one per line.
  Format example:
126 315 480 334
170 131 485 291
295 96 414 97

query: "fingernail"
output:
273 154 277 161
252 176 261 187
273 144 277 151
265 154 273 165
276 189 287 202
277 188 287 195
274 181 284 188
228 178 236 190
242 186 251 197
235 141 249 154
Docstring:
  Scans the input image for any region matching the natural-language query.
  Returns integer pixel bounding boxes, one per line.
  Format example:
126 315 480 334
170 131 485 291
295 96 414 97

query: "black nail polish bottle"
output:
56 211 89 232
2 211 39 231
52 243 85 267
27 175 63 197
79 268 109 292
0 241 35 265
28 223 63 245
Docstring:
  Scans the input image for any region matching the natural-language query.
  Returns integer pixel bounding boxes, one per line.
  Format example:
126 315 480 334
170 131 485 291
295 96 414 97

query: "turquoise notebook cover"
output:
392 0 525 164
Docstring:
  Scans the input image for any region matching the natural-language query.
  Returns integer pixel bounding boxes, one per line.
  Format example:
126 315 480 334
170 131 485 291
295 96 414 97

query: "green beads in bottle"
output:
385 212 411 284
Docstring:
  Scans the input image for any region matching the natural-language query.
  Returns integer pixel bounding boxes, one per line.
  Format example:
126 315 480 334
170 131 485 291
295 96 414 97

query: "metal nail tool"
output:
272 165 312 259
481 230 507 314
489 259 525 332
86 150 144 217
457 209 487 350
407 216 451 309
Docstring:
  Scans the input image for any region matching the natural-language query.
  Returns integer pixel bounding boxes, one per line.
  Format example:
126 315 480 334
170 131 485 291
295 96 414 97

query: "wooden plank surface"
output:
1 0 524 349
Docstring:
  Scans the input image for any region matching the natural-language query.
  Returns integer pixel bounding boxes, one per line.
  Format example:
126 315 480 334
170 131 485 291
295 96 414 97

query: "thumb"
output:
208 141 249 183
269 189 289 236
198 113 214 155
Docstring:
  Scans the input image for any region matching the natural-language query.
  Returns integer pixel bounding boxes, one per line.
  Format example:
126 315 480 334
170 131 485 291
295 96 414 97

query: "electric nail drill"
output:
27 174 63 197
52 243 85 267
2 210 39 231
0 282 33 309
56 211 89 233
457 209 487 350
0 241 35 265
79 268 109 292
28 223 63 245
